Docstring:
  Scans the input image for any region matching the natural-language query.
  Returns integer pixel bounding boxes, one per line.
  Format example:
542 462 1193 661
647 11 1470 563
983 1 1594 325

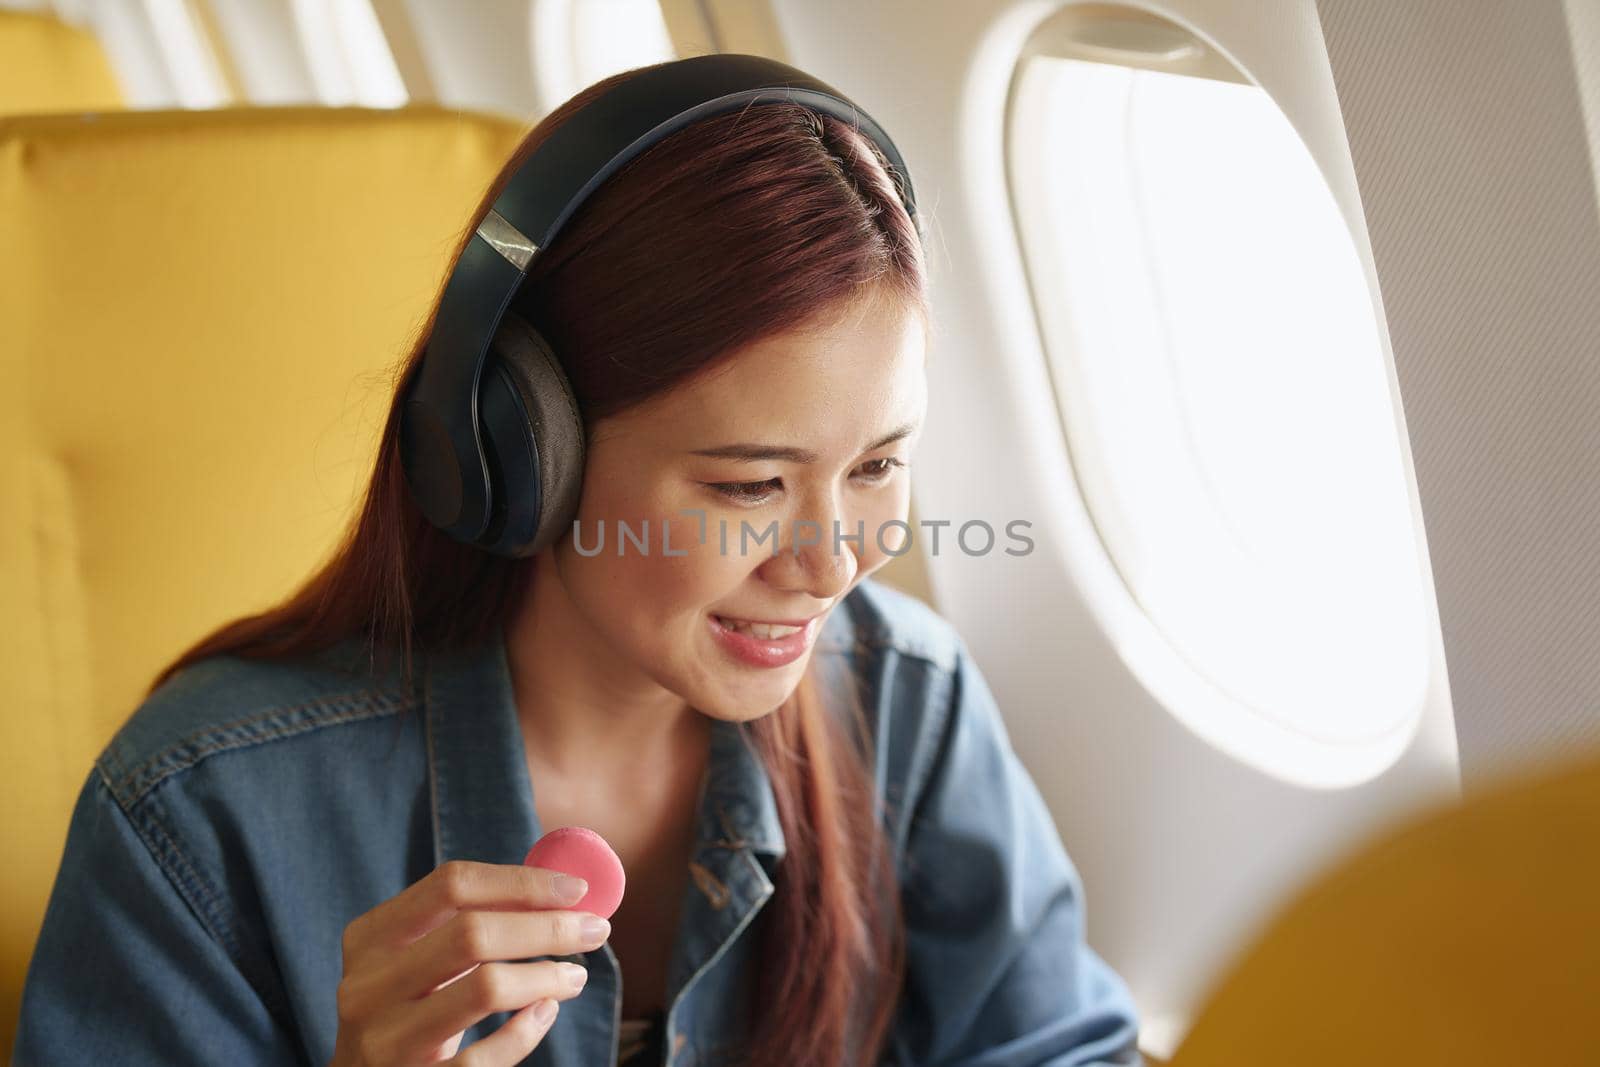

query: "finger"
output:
447 999 560 1067
339 909 602 1023
346 861 588 961
387 909 606 1003
387 961 583 1053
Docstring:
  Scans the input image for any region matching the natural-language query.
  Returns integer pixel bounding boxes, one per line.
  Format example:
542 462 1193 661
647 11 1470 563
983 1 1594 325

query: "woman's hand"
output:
328 859 612 1066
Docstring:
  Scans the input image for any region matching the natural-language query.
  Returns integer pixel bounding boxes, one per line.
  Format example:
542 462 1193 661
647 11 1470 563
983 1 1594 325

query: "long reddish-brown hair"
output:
148 62 927 1066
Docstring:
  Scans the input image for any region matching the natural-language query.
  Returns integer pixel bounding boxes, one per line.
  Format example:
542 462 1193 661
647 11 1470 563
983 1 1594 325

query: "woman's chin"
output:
694 675 804 724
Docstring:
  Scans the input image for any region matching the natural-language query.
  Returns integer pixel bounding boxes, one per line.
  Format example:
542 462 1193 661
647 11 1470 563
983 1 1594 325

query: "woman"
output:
14 59 1141 1067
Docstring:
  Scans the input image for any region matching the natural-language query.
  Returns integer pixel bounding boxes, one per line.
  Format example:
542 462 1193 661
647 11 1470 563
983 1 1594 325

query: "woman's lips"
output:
707 612 817 668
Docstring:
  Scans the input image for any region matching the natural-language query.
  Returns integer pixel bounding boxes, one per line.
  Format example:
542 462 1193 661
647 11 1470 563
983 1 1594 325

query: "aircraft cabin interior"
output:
3 1 1599 1065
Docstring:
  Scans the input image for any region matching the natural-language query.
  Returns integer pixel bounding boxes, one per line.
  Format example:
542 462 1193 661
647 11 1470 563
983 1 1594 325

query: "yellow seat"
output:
0 103 524 1050
1171 751 1600 1066
0 10 123 116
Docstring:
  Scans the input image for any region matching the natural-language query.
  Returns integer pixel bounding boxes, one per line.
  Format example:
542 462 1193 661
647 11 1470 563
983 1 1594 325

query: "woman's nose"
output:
758 508 859 602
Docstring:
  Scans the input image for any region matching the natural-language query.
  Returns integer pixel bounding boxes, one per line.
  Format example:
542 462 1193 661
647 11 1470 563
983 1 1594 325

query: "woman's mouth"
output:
708 612 818 668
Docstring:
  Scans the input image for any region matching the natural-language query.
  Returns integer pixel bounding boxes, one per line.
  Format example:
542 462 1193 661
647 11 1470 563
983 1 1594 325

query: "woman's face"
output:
548 292 927 723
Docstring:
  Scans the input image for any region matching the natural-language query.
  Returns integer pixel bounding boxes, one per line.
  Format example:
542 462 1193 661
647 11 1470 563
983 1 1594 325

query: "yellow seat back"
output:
0 10 122 115
0 104 524 1049
1172 752 1600 1066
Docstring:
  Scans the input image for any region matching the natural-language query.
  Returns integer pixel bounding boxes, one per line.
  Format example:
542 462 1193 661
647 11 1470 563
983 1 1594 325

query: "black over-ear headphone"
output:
398 53 921 558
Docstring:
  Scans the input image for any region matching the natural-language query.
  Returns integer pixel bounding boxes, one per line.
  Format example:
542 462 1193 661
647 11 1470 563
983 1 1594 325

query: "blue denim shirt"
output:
14 578 1141 1066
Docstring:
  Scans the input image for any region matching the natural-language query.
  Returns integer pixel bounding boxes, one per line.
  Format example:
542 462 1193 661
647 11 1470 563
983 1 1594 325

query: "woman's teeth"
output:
716 616 802 640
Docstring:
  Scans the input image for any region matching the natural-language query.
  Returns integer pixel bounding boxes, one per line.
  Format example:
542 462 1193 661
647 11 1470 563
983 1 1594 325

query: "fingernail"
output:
581 915 611 945
553 874 588 903
560 962 589 992
534 999 558 1026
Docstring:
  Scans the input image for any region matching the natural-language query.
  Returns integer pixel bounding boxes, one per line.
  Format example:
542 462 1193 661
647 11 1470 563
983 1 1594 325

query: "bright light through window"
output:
1011 54 1433 787
531 0 674 110
572 0 674 87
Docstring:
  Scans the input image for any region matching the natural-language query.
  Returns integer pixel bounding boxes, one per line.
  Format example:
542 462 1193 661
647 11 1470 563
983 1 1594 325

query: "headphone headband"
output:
497 52 919 262
402 53 920 548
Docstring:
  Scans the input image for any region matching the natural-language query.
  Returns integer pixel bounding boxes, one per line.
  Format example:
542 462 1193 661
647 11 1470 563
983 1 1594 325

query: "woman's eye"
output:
706 459 904 505
854 457 907 483
709 478 781 504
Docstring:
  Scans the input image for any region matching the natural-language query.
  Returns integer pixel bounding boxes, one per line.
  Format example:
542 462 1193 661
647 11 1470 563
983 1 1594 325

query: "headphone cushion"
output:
485 311 586 554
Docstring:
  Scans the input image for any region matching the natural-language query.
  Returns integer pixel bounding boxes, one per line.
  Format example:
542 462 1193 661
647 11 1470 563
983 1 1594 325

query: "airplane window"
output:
1008 8 1433 788
530 0 675 111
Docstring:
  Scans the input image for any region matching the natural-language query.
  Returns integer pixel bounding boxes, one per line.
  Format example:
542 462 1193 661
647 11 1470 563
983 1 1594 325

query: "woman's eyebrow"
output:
689 421 918 464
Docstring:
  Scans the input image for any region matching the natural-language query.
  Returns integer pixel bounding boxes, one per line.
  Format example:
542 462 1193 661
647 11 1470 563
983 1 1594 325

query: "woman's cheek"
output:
852 482 911 567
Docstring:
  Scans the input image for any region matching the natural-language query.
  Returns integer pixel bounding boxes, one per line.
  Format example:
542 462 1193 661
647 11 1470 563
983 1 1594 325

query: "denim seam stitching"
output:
109 689 415 810
90 767 299 1040
133 796 275 1017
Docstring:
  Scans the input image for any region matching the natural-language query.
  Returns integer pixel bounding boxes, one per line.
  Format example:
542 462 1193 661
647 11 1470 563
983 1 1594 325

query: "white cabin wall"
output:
1314 0 1600 788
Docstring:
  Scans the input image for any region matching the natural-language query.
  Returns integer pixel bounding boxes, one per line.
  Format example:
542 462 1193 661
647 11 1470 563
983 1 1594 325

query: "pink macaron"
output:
523 826 626 920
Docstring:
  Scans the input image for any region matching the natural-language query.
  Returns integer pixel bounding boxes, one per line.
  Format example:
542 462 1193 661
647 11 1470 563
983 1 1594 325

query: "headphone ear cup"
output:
475 311 586 557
